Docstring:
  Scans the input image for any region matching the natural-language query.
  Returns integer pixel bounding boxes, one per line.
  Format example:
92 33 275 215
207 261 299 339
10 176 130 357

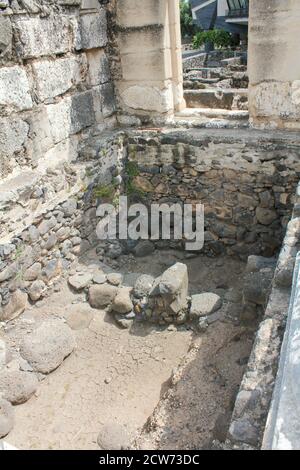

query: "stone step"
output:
176 107 249 120
184 88 248 110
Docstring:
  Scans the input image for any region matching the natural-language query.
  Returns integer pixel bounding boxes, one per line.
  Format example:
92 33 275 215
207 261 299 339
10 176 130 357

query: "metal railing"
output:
226 7 249 18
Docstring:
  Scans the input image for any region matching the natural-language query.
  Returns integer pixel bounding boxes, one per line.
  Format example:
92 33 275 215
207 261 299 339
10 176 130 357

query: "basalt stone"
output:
133 274 155 299
42 259 62 283
28 280 46 302
61 199 77 217
243 270 273 306
38 216 57 235
149 263 188 318
97 423 130 450
107 273 123 286
0 398 14 439
20 319 75 374
245 255 277 274
190 293 222 319
112 287 133 314
68 272 93 291
256 208 277 226
89 284 118 309
23 263 42 282
133 240 155 257
0 290 28 322
228 418 259 447
0 369 38 405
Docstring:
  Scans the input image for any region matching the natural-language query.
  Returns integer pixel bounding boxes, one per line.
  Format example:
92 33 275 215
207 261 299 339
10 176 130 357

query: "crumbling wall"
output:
0 0 116 241
227 182 300 449
0 0 118 319
248 0 300 130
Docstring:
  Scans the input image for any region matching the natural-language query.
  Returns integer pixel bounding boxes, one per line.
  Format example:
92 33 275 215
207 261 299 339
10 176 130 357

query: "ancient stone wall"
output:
248 0 300 130
125 129 300 258
0 0 116 243
0 0 119 319
0 130 123 320
228 182 300 449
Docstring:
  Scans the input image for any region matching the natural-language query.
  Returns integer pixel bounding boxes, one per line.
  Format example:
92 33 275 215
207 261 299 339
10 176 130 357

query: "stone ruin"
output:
1 0 300 452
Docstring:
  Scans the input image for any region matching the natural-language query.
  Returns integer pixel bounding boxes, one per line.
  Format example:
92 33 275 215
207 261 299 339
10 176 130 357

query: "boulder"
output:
68 272 93 291
0 290 28 322
133 240 155 257
20 318 75 374
0 369 38 405
107 273 123 286
190 293 222 319
28 280 46 302
89 284 117 309
133 274 155 299
23 262 42 281
0 398 14 439
149 263 188 319
92 272 107 285
112 287 133 314
97 423 131 450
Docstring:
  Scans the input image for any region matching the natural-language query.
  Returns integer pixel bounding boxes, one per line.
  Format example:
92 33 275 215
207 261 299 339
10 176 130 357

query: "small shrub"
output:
193 29 232 50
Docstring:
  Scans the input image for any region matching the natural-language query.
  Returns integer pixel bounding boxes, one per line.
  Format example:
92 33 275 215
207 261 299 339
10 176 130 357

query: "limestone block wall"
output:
114 0 185 122
0 0 116 244
248 0 300 130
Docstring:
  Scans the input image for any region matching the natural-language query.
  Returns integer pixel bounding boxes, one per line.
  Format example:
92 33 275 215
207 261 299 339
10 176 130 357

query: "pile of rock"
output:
0 318 75 438
86 262 222 329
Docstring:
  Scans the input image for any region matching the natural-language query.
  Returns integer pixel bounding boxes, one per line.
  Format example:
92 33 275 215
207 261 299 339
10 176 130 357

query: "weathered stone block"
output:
14 16 70 58
87 50 111 86
47 91 96 143
76 11 107 50
0 16 12 59
0 117 29 156
32 57 82 101
0 66 33 111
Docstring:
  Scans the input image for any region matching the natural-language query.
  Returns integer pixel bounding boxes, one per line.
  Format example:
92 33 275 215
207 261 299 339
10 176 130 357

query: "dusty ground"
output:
2 251 254 450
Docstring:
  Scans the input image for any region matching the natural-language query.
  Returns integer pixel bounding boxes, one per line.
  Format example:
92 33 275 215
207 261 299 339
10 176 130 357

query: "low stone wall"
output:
227 182 300 448
125 128 300 258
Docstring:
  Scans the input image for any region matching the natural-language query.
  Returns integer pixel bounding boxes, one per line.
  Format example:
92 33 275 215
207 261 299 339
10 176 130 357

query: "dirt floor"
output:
2 250 255 450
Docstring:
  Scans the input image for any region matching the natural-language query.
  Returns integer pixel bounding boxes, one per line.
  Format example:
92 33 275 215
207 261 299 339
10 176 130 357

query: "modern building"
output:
190 0 249 38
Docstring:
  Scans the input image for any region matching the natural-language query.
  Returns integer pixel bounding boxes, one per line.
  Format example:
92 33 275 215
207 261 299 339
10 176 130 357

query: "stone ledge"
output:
263 252 300 450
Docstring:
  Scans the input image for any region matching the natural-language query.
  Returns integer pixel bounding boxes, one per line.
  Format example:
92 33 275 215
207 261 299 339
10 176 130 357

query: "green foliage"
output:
12 245 24 261
124 161 145 199
125 161 139 178
180 0 198 38
93 184 115 201
193 29 232 49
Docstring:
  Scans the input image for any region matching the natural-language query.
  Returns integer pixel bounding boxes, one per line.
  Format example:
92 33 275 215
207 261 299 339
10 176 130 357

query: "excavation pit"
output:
1 127 300 450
